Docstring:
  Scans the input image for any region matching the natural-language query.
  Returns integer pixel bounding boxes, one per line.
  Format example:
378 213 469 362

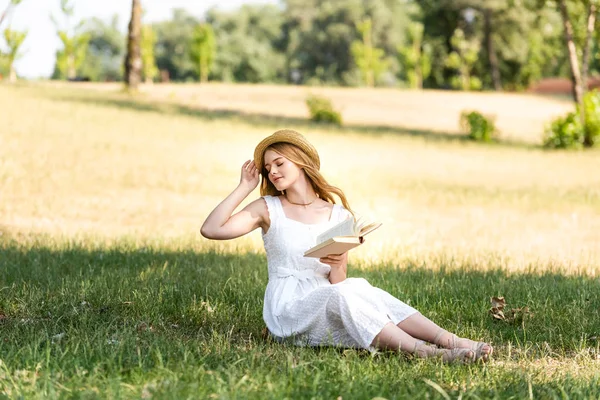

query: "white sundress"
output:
261 195 418 350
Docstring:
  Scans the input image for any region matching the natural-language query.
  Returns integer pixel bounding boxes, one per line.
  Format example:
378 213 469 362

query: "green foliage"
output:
446 28 481 91
283 0 416 85
55 31 91 80
582 90 600 147
0 28 27 80
76 16 124 82
350 18 390 87
305 94 342 125
141 24 158 83
398 22 432 89
543 112 584 149
544 91 600 149
153 9 198 82
206 5 285 83
460 110 498 142
51 0 90 80
189 24 215 83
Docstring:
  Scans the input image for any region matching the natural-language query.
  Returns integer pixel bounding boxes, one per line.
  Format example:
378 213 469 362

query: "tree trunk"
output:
581 3 597 94
581 3 597 147
557 0 584 110
9 64 16 82
484 8 502 91
124 0 142 90
67 54 76 80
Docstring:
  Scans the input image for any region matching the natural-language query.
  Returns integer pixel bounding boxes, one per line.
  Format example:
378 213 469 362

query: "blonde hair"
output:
259 142 353 213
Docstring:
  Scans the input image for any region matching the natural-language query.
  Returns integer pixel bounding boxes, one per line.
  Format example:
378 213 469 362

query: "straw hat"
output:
254 129 320 171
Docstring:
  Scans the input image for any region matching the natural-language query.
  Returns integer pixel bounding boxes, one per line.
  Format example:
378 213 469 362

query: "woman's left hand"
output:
319 252 348 269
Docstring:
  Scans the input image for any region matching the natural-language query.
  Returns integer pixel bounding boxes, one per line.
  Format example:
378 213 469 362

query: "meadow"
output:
1 82 599 399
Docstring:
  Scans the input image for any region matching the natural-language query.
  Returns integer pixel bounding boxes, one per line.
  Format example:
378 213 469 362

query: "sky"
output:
1 0 277 78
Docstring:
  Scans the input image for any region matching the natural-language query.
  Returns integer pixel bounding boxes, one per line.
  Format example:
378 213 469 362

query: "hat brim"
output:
253 129 320 172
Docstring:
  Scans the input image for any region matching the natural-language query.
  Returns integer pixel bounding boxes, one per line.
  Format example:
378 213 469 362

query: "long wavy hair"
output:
259 142 353 213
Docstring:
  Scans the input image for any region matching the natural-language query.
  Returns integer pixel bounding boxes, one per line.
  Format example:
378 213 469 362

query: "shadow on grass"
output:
1 235 600 400
1 237 598 354
42 87 536 149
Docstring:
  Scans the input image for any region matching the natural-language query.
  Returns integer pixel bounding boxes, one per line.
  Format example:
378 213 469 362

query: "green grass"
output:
1 235 600 399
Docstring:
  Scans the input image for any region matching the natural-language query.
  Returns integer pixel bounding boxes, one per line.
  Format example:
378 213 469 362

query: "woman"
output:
201 129 492 362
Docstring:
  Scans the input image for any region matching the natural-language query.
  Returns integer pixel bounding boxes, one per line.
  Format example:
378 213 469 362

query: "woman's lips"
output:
273 176 282 182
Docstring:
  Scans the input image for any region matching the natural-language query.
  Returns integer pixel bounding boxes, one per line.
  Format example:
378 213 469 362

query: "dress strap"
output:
262 195 284 221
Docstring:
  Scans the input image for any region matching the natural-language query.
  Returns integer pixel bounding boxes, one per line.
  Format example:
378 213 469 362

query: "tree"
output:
398 22 432 89
1 27 26 82
189 24 215 83
206 4 285 83
141 24 157 83
557 0 585 109
153 9 199 82
445 28 481 90
350 18 389 87
124 0 142 90
580 0 598 100
52 0 90 80
282 0 416 85
77 15 125 82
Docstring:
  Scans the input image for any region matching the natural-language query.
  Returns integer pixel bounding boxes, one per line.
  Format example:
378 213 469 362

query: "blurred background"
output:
2 0 599 93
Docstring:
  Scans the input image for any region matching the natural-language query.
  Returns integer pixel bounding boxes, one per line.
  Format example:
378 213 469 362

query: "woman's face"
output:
263 149 302 191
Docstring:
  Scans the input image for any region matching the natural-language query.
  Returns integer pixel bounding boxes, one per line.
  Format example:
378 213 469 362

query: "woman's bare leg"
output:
396 313 446 343
397 313 492 359
371 321 422 352
370 321 475 362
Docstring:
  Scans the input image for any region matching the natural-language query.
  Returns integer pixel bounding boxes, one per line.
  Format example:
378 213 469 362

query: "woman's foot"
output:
413 341 475 364
433 329 493 362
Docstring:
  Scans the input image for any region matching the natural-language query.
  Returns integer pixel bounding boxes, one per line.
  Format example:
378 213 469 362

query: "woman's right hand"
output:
240 160 259 192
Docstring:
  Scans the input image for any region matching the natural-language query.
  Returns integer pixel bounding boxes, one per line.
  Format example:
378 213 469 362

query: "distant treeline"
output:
2 0 599 92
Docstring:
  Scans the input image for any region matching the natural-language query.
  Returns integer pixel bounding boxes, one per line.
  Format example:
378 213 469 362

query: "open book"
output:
304 216 382 258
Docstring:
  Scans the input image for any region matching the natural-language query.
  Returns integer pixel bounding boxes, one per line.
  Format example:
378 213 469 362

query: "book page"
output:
316 217 355 244
358 221 382 236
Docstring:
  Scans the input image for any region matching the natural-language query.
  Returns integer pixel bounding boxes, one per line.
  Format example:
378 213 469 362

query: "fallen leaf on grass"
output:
489 297 533 324
489 296 506 320
490 296 506 309
506 306 534 324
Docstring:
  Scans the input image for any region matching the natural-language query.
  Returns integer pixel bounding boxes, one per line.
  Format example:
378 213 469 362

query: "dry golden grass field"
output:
1 82 599 272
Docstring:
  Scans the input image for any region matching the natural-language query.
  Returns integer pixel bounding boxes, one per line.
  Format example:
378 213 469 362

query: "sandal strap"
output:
432 328 449 346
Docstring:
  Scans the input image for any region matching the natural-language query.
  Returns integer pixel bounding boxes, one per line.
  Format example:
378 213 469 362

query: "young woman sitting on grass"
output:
200 129 492 363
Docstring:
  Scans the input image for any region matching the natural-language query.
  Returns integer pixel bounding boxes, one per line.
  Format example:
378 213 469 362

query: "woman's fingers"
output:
320 255 342 263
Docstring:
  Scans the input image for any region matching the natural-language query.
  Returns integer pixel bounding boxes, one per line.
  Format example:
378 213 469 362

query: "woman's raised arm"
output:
200 160 268 240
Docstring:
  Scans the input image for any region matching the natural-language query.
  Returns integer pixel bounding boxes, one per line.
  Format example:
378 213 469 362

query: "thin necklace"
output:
285 195 317 207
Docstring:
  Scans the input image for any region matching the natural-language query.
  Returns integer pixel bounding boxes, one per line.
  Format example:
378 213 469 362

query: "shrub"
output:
582 89 600 147
306 95 342 125
543 112 584 149
459 110 498 142
543 90 600 149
